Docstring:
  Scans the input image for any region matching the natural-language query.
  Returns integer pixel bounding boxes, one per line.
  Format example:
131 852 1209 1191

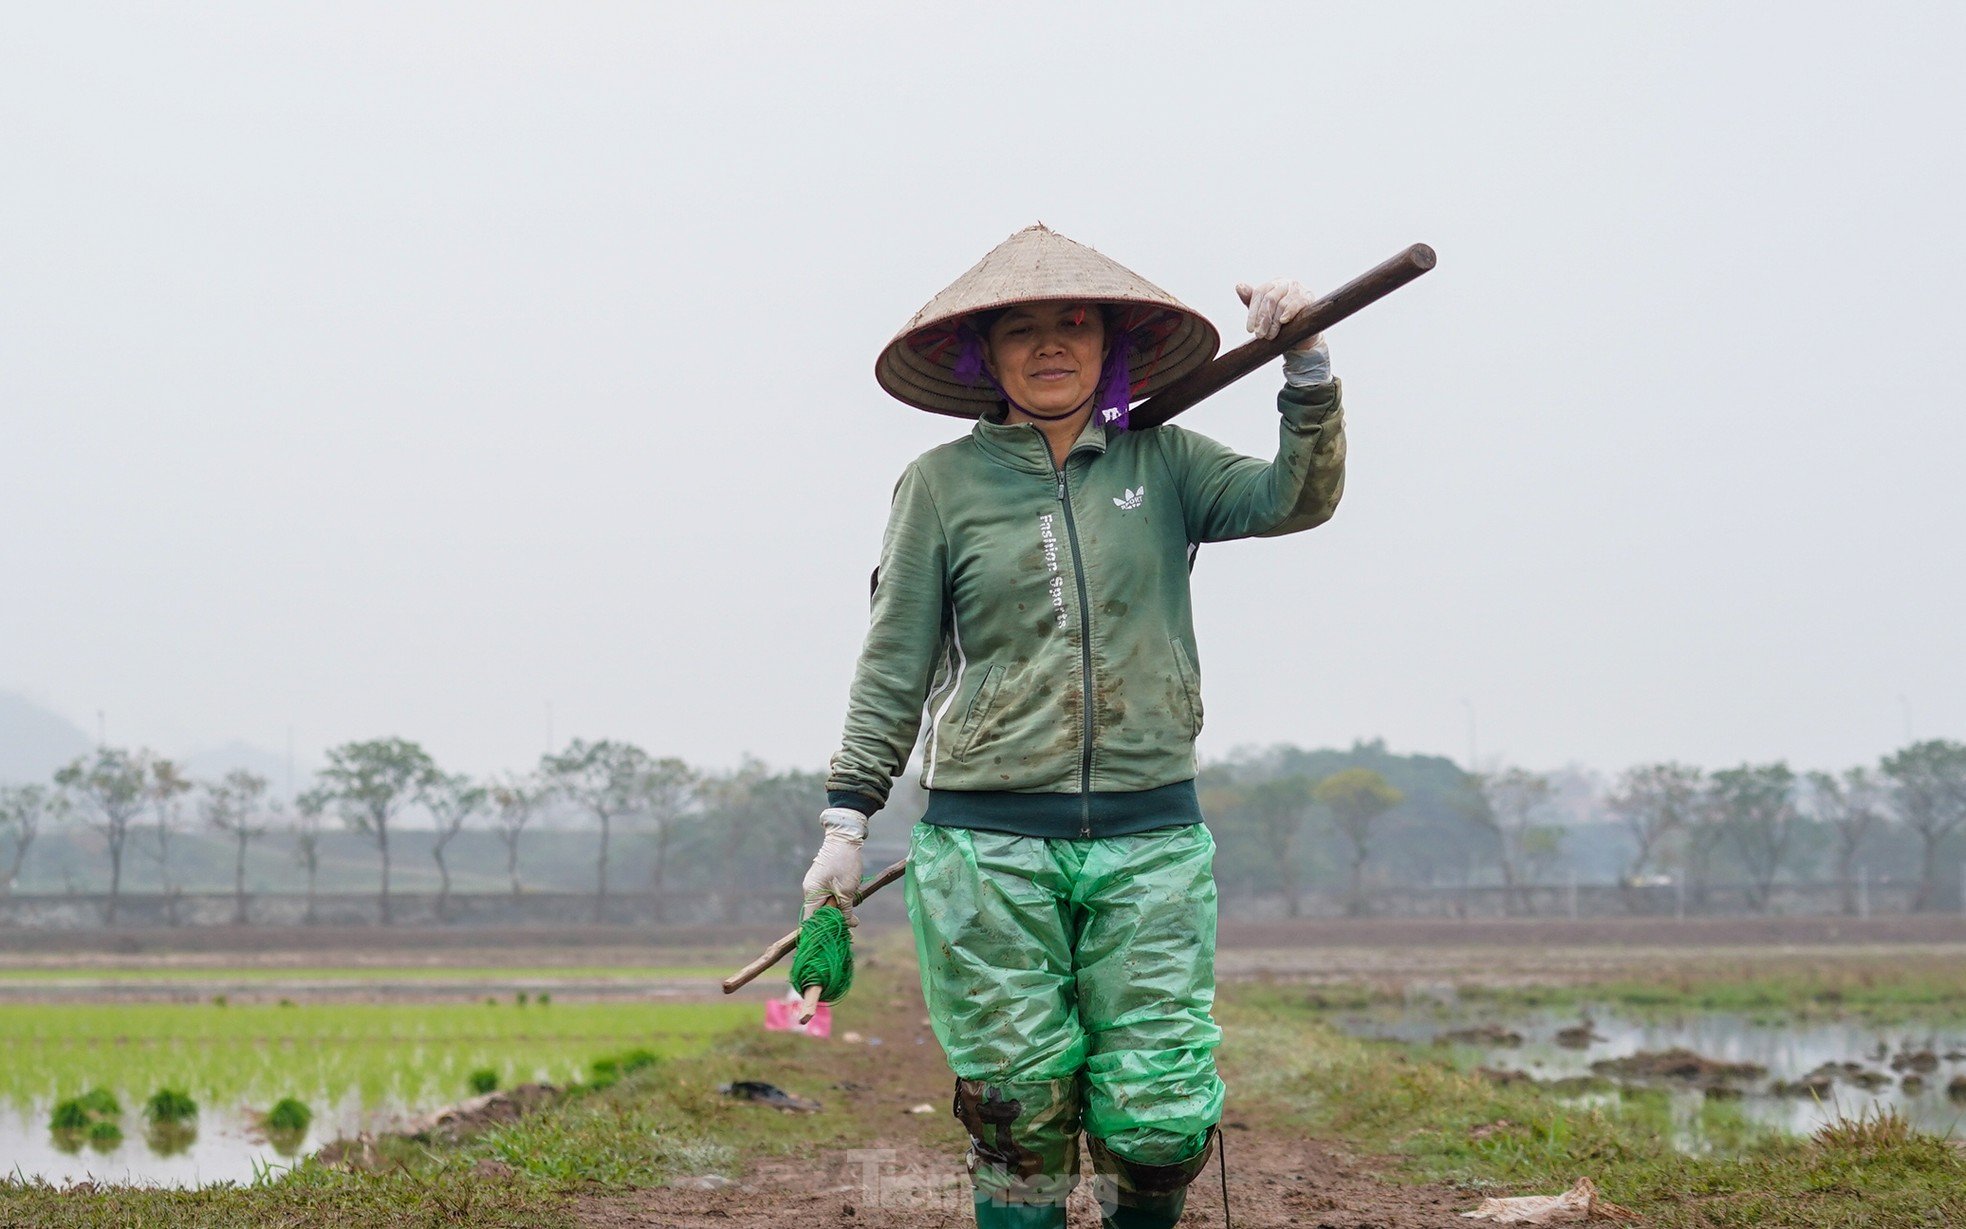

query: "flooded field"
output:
0 993 758 1185
1329 1002 1966 1141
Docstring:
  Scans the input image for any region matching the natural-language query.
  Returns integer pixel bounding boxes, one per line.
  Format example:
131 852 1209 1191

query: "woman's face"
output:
983 301 1107 418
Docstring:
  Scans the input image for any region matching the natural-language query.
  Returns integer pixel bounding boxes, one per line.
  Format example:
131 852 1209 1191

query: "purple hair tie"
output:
1095 329 1135 432
952 328 997 392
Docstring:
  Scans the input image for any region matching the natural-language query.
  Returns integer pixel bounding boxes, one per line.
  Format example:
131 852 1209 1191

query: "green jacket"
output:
827 380 1346 839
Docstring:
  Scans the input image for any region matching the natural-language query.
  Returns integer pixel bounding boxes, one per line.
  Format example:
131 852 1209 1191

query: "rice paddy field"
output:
4 917 1966 1228
0 963 760 1186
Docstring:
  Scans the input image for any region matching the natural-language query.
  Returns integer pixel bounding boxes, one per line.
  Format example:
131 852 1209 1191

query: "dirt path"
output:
572 962 1471 1229
574 1132 1473 1228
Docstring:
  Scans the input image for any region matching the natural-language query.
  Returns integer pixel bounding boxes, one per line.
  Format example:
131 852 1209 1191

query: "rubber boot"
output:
971 1192 1068 1229
1101 1190 1186 1229
1088 1127 1216 1229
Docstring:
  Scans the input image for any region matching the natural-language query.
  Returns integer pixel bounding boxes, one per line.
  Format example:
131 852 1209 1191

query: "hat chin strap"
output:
1007 393 1095 423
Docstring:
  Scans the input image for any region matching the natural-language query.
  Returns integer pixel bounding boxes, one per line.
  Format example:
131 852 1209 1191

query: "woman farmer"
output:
803 224 1345 1229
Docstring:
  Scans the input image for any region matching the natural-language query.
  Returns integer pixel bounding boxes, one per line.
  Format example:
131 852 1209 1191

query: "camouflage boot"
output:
954 1077 1079 1229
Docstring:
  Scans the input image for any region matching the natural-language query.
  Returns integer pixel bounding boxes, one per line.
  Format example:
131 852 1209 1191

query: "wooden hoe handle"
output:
1128 243 1437 430
721 858 909 995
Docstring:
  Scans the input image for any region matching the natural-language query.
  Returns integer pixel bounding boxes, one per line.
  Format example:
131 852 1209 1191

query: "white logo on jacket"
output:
1113 486 1144 511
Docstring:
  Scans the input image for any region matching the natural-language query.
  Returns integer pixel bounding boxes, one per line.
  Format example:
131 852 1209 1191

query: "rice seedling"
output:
265 1098 312 1133
468 1069 499 1095
145 1087 198 1123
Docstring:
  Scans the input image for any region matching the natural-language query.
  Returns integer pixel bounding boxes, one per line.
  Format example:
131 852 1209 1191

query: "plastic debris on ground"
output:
717 1081 823 1113
763 991 833 1037
1461 1177 1638 1223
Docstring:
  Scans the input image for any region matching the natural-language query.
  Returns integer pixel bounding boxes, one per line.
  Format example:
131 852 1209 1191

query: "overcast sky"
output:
3 3 1961 786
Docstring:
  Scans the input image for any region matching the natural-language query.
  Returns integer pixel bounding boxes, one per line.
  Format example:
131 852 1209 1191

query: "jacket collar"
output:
971 410 1109 475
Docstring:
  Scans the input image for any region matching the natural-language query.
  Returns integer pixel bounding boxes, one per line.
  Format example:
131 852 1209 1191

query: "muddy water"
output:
0 1092 373 1186
1339 1006 1966 1139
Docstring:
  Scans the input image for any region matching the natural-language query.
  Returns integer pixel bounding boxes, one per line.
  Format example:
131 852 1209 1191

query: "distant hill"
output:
0 691 93 785
180 740 301 793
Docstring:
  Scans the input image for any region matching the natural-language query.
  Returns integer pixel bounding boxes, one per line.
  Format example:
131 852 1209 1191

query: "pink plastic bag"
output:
763 993 833 1038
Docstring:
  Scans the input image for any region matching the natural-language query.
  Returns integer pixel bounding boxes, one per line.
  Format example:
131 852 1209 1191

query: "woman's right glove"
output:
801 807 867 925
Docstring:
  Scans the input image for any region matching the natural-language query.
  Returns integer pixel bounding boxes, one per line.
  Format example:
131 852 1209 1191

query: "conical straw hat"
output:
876 224 1220 418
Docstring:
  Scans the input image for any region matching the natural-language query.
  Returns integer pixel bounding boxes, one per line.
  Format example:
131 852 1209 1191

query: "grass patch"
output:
1222 985 1966 1227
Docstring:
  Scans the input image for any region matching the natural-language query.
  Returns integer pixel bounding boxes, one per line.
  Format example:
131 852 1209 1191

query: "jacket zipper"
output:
1055 463 1095 838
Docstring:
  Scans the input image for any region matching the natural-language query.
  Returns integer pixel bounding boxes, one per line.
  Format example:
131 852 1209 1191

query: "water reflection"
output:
1336 1005 1966 1139
0 1089 371 1186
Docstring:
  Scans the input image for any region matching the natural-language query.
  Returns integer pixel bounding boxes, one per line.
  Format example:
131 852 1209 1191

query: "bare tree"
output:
306 737 441 925
1806 767 1885 915
203 770 270 925
639 758 697 923
1880 740 1966 911
1470 767 1556 915
144 759 195 926
54 747 153 924
425 774 487 922
1606 763 1703 909
291 791 326 924
487 773 538 898
0 785 61 895
1314 768 1403 917
540 739 652 922
1712 762 1798 913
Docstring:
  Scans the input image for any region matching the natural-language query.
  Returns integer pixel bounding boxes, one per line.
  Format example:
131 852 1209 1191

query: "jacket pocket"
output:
955 664 1007 762
1169 640 1204 738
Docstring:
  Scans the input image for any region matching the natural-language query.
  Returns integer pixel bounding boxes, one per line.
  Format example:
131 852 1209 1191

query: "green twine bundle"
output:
789 905 855 1003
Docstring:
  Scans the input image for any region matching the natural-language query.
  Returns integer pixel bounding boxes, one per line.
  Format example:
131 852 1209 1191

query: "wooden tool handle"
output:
721 858 909 995
1129 243 1436 430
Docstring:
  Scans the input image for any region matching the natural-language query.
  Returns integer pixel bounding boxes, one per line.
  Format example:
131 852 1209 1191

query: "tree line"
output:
1197 738 1966 916
2 736 1964 923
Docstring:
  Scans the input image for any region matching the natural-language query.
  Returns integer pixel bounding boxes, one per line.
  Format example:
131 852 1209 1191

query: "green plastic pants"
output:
905 821 1223 1214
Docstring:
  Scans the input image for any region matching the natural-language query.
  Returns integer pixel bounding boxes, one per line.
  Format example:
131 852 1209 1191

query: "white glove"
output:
1235 279 1325 352
801 807 867 925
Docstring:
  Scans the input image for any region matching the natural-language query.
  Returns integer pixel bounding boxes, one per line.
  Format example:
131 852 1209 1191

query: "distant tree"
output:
487 773 539 898
1712 762 1799 913
424 774 487 921
54 747 154 923
0 784 62 895
702 759 821 922
1606 763 1703 908
290 791 327 924
1244 776 1317 918
1469 767 1556 915
1314 768 1403 917
144 758 196 926
638 758 697 923
540 739 652 921
1880 740 1966 911
1806 767 1886 916
202 770 270 925
306 738 441 925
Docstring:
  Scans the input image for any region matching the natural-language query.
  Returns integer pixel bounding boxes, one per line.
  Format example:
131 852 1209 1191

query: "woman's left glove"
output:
801 807 867 925
1237 278 1332 387
1235 278 1325 351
